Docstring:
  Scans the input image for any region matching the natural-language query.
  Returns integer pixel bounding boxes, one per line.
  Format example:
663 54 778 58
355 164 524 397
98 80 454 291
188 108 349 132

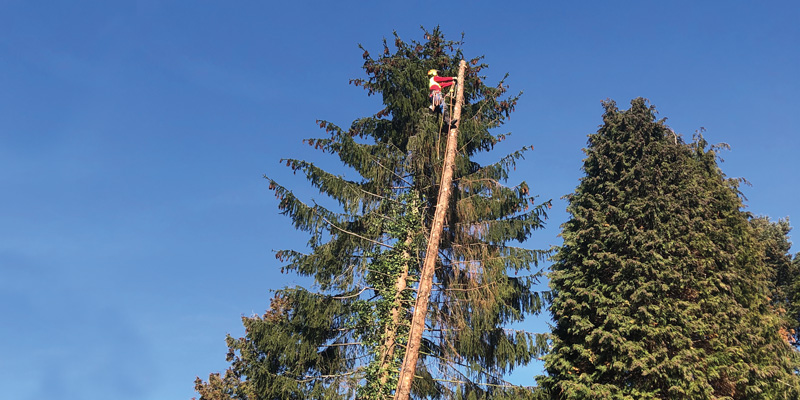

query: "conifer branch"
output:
297 368 365 383
432 282 497 292
372 158 413 187
429 377 524 389
319 216 395 250
417 351 525 389
321 342 364 347
331 287 374 299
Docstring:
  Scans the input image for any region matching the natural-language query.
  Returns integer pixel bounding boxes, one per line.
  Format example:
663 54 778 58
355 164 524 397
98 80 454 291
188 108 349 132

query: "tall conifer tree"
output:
194 28 550 400
541 99 800 399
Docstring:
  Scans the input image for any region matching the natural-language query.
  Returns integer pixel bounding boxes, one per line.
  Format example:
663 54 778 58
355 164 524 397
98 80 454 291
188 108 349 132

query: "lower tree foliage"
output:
541 99 800 399
751 217 800 349
787 254 800 347
194 28 550 399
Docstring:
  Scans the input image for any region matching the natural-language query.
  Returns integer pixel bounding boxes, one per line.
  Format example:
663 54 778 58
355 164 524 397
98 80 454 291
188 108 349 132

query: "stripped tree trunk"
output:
393 59 467 400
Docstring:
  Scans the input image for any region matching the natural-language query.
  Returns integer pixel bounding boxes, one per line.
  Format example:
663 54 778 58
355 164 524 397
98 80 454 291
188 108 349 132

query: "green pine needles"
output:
541 99 800 399
194 28 550 399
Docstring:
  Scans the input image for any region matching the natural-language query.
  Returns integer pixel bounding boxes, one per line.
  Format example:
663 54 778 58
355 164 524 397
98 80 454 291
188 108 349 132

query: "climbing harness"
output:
427 69 458 159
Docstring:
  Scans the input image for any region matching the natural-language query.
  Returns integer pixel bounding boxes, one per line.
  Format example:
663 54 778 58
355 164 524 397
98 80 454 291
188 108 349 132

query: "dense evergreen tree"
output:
541 99 800 399
791 254 800 346
751 217 800 349
194 28 550 399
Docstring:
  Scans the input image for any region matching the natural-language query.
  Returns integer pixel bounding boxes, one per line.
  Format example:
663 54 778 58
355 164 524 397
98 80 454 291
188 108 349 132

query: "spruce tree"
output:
194 28 551 400
541 99 800 399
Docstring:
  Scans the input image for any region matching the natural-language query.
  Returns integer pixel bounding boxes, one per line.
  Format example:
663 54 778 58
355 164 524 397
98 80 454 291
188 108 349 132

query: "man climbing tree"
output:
194 28 551 400
427 69 457 125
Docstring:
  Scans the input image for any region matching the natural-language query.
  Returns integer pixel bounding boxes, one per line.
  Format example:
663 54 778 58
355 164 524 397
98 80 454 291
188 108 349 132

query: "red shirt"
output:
429 75 455 92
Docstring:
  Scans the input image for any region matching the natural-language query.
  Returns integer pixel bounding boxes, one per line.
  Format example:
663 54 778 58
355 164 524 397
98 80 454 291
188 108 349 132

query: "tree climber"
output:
427 69 458 125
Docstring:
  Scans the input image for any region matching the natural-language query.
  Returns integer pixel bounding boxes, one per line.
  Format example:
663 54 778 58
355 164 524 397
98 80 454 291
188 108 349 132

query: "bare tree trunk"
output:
393 59 467 400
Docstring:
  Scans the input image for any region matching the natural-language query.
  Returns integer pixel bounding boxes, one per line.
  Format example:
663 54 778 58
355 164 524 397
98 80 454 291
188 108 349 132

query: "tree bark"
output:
393 59 467 400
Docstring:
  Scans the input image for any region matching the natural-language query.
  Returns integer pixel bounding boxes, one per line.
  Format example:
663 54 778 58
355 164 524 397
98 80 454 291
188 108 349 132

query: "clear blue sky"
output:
1 1 798 399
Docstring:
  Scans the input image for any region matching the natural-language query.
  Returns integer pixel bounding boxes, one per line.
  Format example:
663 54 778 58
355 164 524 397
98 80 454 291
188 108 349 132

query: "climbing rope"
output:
436 85 458 159
436 94 443 159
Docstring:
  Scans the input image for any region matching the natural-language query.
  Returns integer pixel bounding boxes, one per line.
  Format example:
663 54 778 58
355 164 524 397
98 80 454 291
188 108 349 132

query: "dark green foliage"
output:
195 28 550 399
751 217 800 348
540 99 800 399
790 253 800 346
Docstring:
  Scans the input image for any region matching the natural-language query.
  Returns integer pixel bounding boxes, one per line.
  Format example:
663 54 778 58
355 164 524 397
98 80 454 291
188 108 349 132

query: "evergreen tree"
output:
541 99 800 399
791 254 800 345
194 28 551 400
751 217 800 348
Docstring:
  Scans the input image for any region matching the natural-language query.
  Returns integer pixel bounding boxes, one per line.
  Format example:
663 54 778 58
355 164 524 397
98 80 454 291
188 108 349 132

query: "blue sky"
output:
1 1 798 399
